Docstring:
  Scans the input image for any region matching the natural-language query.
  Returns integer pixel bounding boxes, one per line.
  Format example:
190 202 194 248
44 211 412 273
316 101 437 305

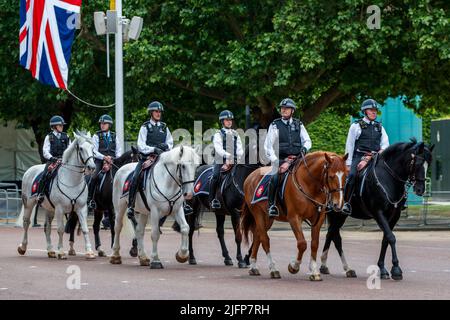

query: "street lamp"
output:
93 1 143 152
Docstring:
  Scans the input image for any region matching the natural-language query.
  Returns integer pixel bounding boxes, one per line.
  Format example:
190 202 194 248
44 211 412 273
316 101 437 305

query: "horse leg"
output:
244 242 253 267
76 206 95 259
110 201 126 265
66 213 77 256
135 213 150 266
376 209 402 280
309 214 327 281
248 237 261 276
129 215 138 257
18 204 34 256
108 208 116 248
55 208 67 260
287 215 307 277
174 206 190 264
186 210 197 265
149 210 164 269
215 213 232 266
231 212 246 268
44 213 56 258
93 209 105 257
257 213 280 279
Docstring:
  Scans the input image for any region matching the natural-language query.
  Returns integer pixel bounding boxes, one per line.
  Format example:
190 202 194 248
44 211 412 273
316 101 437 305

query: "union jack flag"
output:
19 0 82 89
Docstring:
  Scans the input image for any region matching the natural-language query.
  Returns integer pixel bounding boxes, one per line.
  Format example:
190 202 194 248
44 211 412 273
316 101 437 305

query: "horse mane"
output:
302 151 346 172
379 137 419 161
160 145 200 164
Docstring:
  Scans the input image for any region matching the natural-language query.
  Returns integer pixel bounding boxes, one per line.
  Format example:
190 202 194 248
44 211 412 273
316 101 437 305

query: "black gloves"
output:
156 143 169 151
50 157 59 163
153 147 164 155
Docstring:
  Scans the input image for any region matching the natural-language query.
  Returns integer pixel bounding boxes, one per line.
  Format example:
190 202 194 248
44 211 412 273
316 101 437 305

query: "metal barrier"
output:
0 183 21 225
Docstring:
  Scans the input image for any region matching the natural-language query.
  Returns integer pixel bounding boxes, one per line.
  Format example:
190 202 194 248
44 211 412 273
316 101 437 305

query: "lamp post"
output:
114 0 124 152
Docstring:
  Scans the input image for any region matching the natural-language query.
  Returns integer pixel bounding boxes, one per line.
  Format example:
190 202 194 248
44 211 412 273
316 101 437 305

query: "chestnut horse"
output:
241 152 348 280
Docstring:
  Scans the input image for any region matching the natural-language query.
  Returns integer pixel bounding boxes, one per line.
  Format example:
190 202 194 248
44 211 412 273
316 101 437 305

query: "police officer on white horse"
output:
87 114 122 211
342 98 390 215
37 115 71 205
209 110 244 209
264 98 312 217
127 101 174 219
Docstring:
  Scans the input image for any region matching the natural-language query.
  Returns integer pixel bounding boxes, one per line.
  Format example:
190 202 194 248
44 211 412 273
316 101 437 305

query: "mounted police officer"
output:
264 98 312 217
209 110 244 209
342 98 390 215
126 101 174 219
87 114 122 211
37 115 71 205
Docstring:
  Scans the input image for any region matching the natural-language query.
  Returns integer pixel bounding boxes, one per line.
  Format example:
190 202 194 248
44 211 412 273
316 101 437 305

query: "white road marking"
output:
121 281 129 284
410 270 417 273
158 278 166 281
29 266 37 269
0 288 8 290
81 283 88 286
197 276 206 279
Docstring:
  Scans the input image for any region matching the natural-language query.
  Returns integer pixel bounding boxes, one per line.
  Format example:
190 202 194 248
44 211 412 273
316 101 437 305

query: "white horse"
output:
110 145 201 268
17 131 96 259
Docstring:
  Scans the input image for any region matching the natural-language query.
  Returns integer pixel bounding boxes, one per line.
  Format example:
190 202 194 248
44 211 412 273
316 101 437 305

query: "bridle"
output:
149 161 195 215
60 142 95 173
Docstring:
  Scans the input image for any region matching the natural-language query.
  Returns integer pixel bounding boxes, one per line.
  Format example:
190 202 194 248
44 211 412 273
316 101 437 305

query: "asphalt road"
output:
1 224 450 300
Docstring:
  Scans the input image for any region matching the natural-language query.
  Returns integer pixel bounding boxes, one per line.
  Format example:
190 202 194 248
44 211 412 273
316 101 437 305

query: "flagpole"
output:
114 0 125 152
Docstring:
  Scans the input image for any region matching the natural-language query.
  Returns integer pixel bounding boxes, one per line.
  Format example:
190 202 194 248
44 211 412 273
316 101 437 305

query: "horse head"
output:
323 152 348 211
70 130 96 172
410 141 434 196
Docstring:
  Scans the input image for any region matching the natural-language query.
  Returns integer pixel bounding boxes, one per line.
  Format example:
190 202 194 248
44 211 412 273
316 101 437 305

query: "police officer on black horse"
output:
37 115 71 206
342 98 389 215
209 110 244 210
264 98 312 217
126 101 174 219
87 114 122 211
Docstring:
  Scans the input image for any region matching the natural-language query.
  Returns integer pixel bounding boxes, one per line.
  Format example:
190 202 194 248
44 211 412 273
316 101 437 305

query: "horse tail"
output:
240 201 254 245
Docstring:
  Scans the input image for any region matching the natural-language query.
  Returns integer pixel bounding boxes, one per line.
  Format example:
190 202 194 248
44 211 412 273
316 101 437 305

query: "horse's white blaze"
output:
423 162 428 176
336 171 344 208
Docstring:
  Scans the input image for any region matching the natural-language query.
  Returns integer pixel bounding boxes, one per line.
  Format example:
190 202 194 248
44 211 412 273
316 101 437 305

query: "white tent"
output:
0 121 41 181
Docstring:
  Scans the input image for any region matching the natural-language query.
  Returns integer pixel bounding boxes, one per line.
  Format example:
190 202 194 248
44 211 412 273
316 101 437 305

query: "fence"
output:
0 183 21 225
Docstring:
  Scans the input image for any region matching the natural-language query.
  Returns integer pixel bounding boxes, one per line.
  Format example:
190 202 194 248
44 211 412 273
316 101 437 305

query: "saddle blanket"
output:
251 171 289 204
31 172 55 196
193 167 213 196
121 169 151 197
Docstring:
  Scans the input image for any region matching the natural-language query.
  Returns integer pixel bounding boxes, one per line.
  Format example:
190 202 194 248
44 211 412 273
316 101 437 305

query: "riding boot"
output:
36 172 48 206
87 178 97 211
342 180 354 216
268 172 279 217
209 165 221 209
127 160 143 219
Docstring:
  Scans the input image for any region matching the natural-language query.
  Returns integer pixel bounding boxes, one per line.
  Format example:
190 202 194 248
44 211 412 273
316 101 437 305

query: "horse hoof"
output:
175 252 188 263
288 264 299 274
346 270 357 278
129 246 138 258
270 271 281 279
97 250 106 257
391 267 403 281
68 249 76 256
18 246 26 256
249 268 260 276
238 262 248 269
320 266 330 274
85 252 96 260
150 261 164 269
57 253 67 260
309 274 322 281
47 251 56 259
139 258 150 266
224 258 233 266
110 256 122 265
189 258 197 265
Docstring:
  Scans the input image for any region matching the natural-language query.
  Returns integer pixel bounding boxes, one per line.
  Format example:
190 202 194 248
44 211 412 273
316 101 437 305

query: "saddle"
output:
122 154 158 197
31 163 61 197
356 152 379 197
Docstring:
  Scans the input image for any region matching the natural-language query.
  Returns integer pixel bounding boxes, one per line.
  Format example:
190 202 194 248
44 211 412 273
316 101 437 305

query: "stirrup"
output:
183 204 193 216
341 202 352 216
211 199 221 209
127 207 135 219
268 204 279 217
88 199 97 210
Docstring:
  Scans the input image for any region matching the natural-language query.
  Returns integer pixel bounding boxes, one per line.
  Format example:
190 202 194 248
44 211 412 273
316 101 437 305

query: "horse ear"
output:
324 152 332 164
343 153 349 161
73 131 79 140
417 142 425 153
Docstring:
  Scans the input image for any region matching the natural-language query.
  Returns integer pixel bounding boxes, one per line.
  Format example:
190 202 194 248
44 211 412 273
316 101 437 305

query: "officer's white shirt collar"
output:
362 116 376 125
52 130 61 137
149 119 161 126
221 127 233 132
281 117 293 125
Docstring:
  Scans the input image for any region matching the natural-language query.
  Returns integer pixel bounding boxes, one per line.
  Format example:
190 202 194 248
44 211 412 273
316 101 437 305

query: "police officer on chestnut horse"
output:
342 98 389 215
264 98 312 217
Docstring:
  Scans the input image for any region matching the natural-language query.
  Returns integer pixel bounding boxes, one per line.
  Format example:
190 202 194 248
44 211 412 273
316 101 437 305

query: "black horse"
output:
66 147 139 257
320 139 433 280
173 144 263 268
